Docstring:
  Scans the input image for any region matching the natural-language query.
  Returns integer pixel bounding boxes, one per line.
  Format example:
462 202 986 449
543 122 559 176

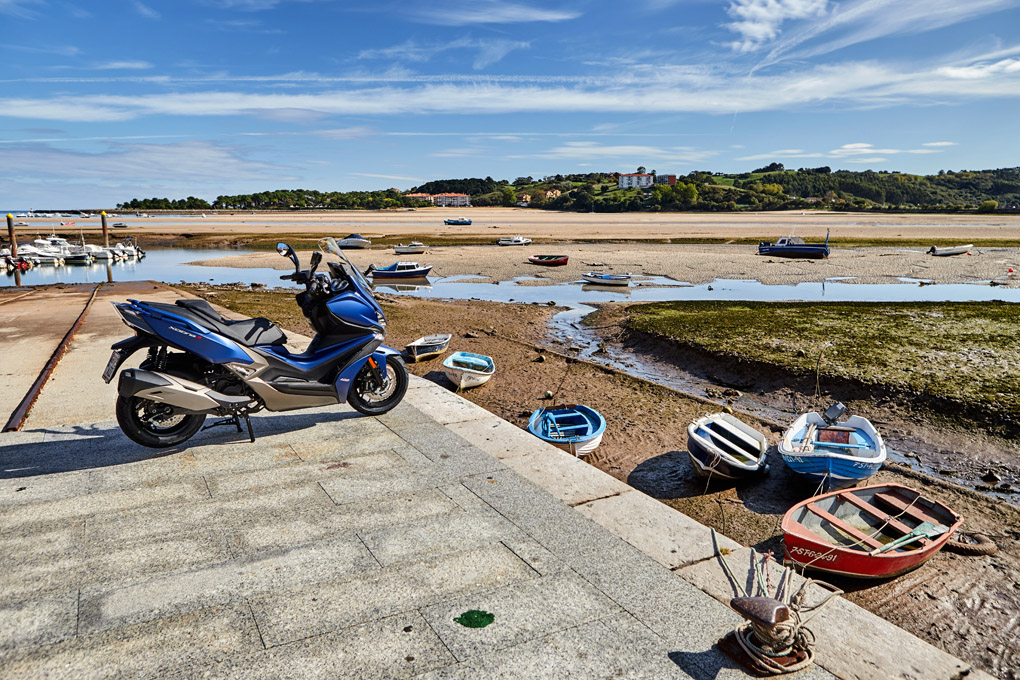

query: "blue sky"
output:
1 0 1018 206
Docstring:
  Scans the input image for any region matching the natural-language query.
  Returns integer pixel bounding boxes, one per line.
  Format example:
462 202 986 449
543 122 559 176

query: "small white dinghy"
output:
582 272 632 286
497 235 532 246
404 334 452 362
442 351 495 390
927 244 973 257
686 413 769 480
394 241 428 254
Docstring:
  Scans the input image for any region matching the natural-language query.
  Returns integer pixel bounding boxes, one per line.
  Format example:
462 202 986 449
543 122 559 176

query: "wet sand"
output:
15 208 1020 243
190 242 1020 287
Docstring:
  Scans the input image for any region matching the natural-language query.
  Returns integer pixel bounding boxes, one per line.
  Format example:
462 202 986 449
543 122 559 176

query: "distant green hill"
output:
118 166 1020 213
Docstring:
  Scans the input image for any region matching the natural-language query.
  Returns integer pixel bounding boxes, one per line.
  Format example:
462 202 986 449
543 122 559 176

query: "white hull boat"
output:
337 234 371 248
394 242 428 254
404 334 452 362
927 244 973 257
582 272 632 286
442 351 495 390
497 236 532 246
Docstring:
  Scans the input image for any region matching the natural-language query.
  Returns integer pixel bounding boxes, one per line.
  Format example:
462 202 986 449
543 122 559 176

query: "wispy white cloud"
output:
1 51 1017 123
96 60 153 70
132 1 160 19
3 43 81 57
409 1 579 26
755 0 1017 64
0 141 286 182
520 141 718 164
312 126 375 139
0 0 44 19
358 38 530 70
939 57 1020 80
737 142 948 162
726 0 828 52
348 172 423 182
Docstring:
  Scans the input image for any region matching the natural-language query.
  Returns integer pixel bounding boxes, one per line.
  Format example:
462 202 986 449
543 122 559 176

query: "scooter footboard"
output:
334 345 401 401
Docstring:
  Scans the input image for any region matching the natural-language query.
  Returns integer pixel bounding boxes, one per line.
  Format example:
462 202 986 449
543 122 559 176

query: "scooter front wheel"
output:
347 355 408 416
116 395 206 448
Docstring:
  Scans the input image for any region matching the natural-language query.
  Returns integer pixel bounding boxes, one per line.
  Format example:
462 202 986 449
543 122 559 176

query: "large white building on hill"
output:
618 173 654 189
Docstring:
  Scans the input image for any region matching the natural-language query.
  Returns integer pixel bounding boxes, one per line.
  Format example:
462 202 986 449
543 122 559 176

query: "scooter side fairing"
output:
334 343 401 402
124 300 253 365
253 333 376 381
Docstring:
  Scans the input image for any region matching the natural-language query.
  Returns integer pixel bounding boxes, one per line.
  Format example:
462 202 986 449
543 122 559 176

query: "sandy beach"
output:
189 242 1020 287
14 208 1020 243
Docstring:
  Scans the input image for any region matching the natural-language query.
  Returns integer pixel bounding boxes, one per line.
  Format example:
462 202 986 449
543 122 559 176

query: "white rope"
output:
713 530 842 676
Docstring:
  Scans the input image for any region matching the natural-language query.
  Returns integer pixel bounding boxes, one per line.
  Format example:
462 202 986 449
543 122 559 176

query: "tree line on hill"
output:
117 166 1020 213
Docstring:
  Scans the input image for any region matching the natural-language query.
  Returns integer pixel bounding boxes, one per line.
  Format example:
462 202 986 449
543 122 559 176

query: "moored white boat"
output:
394 241 428 254
367 261 433 279
687 412 769 480
442 351 495 390
582 272 632 286
336 233 371 248
497 235 531 246
927 244 973 257
404 334 452 362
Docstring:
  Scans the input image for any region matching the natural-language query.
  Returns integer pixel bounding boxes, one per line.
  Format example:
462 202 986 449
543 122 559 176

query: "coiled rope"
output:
713 530 842 675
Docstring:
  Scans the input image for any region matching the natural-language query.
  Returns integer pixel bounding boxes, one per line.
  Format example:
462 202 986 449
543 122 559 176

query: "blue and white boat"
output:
366 261 433 279
528 404 606 459
445 217 472 225
758 231 830 259
581 272 632 286
779 404 886 491
442 351 495 390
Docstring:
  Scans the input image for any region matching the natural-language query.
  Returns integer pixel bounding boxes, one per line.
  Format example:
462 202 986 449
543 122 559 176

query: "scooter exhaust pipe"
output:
118 368 252 414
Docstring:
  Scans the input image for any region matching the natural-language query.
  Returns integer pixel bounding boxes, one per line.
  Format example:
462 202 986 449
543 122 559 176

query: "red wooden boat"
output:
782 483 962 579
528 254 569 266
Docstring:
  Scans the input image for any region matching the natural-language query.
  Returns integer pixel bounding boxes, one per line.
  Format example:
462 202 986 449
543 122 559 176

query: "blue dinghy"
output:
779 403 886 491
366 261 433 279
528 404 606 459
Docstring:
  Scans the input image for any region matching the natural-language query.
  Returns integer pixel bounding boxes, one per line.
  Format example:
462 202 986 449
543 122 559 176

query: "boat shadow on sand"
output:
0 409 363 478
625 448 908 593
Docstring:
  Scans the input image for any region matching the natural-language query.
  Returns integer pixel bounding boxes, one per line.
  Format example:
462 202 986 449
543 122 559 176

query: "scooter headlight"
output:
376 311 386 328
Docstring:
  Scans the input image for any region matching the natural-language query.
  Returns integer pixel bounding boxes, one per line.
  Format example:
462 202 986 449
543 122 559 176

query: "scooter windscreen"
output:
318 237 376 296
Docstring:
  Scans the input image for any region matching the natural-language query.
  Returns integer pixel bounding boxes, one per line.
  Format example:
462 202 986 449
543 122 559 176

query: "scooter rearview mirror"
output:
276 242 290 256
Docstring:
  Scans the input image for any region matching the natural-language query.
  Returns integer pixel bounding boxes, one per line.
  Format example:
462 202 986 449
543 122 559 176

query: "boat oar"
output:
811 440 871 450
869 522 949 555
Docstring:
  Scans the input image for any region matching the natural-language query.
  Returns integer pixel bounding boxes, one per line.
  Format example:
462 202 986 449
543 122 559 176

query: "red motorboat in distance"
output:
782 483 962 579
528 254 569 266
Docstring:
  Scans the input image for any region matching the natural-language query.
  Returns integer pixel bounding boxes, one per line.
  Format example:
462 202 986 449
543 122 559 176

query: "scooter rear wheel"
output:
116 395 206 448
347 356 408 416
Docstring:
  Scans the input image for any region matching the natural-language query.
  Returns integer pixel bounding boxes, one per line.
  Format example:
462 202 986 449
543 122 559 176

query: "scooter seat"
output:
136 299 287 348
174 299 288 347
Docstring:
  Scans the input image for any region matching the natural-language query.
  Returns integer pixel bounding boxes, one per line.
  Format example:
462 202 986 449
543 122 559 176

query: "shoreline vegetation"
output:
112 164 1020 214
185 286 1020 679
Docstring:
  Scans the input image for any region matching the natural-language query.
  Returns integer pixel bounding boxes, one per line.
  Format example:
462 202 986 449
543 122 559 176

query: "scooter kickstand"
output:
243 414 255 443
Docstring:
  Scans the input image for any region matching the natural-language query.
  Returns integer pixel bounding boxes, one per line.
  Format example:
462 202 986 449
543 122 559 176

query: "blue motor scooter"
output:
102 237 408 447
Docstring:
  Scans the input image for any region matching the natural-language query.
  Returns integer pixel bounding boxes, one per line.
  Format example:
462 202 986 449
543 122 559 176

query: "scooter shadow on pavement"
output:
0 408 365 478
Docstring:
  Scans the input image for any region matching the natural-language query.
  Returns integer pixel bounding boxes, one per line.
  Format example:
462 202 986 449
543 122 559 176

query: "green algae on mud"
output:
613 300 1020 425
